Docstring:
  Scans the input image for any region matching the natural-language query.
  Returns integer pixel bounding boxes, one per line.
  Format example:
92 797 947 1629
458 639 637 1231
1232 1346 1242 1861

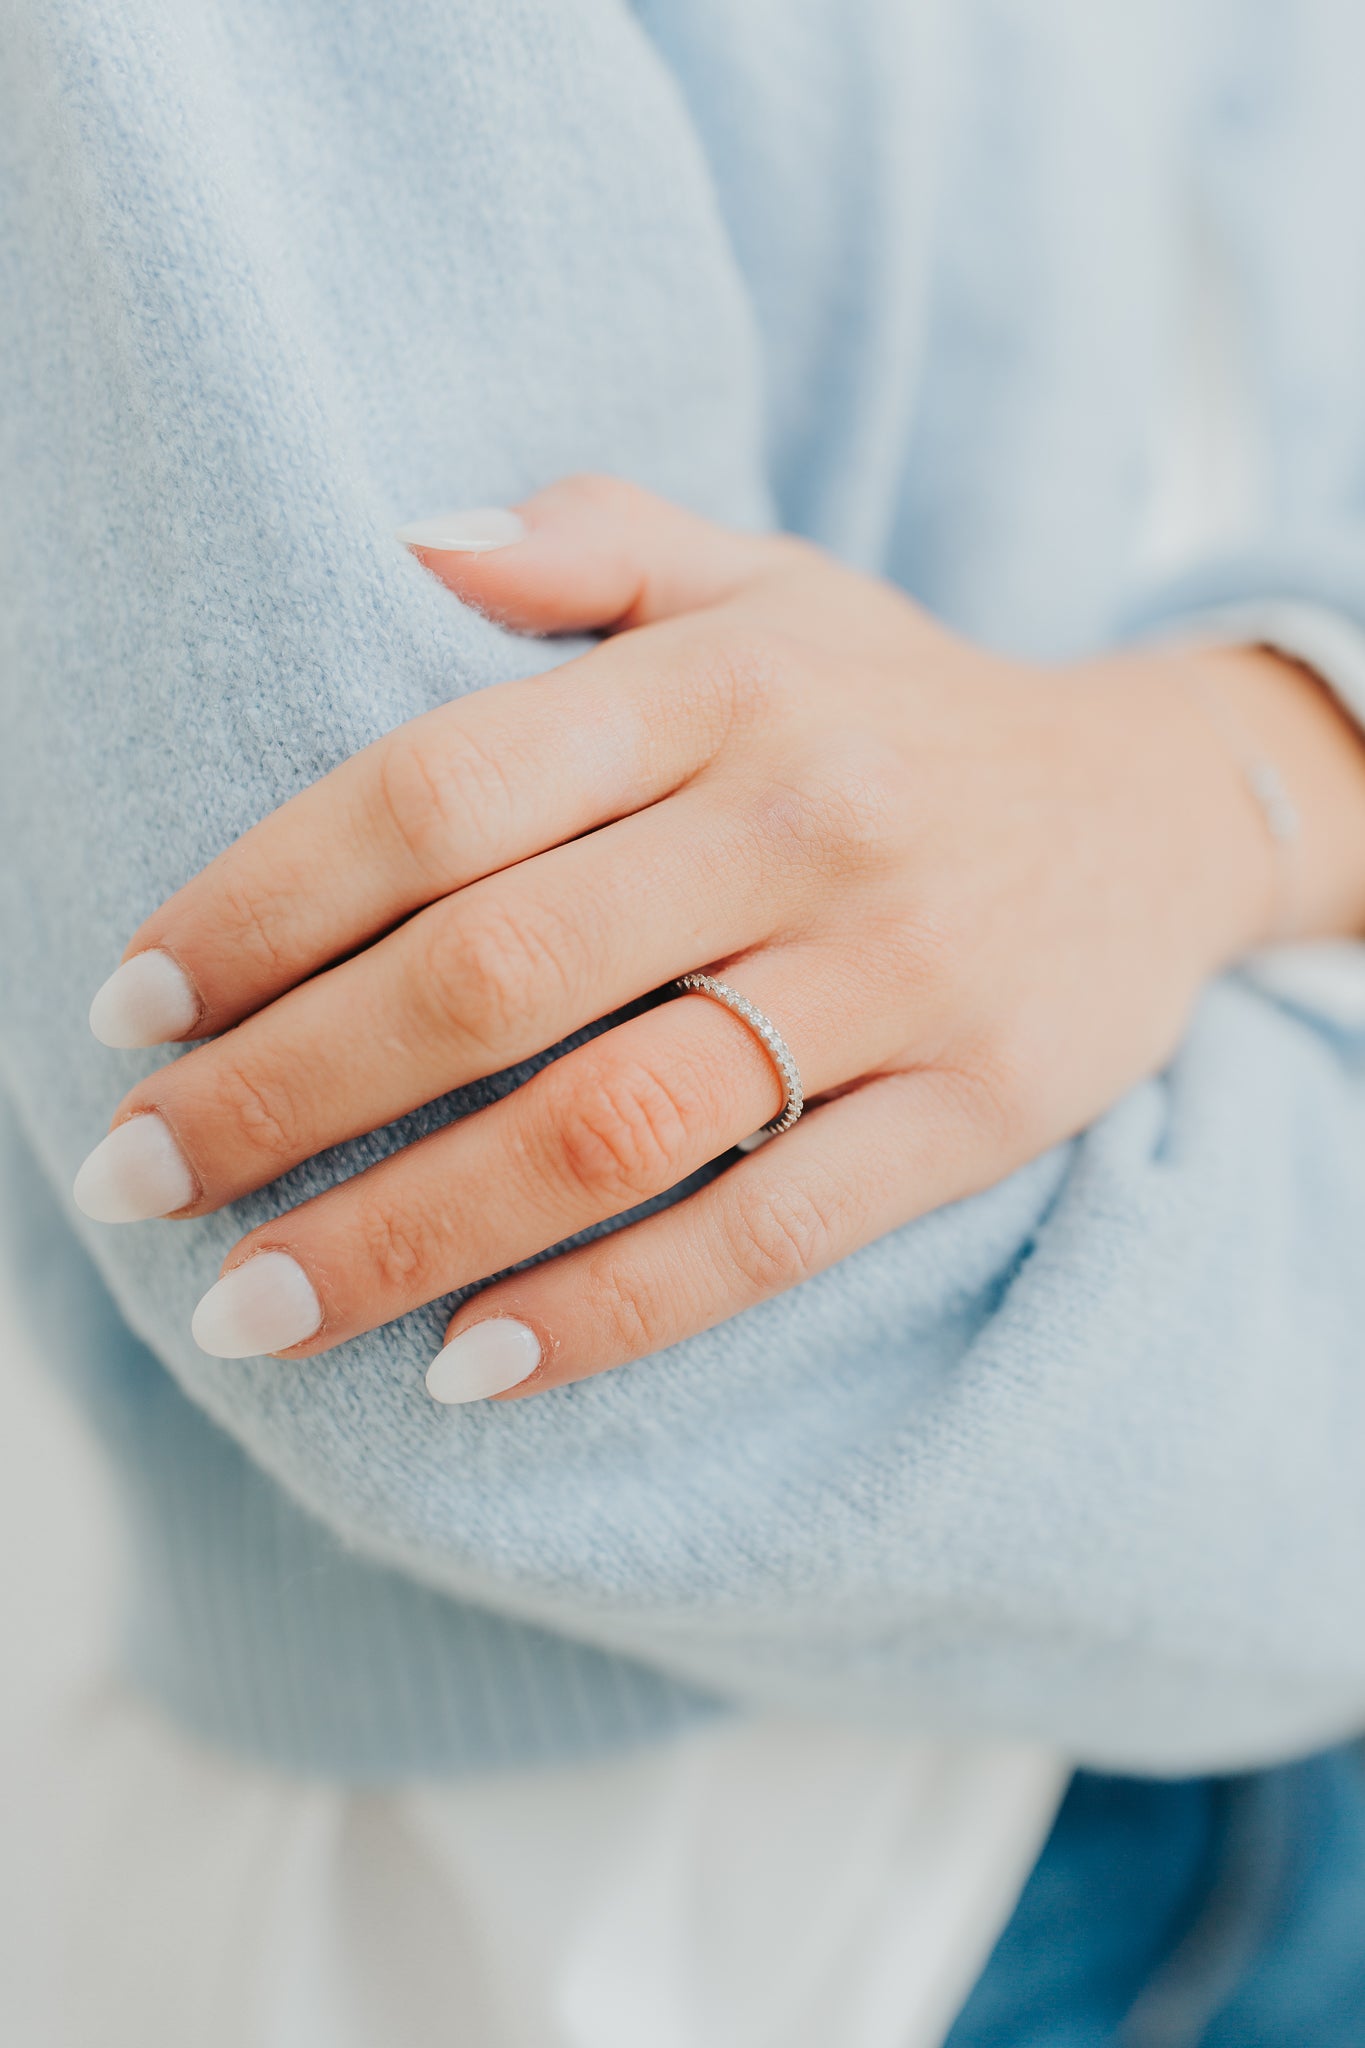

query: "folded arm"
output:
56 475 1365 1774
7 0 1365 1776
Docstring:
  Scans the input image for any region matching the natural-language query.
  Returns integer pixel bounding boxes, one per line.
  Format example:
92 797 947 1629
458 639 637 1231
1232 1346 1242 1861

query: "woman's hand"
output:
74 478 1365 1401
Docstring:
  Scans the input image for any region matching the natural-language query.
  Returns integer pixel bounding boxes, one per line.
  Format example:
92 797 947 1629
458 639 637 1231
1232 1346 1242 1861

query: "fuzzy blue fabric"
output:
4 0 1365 1779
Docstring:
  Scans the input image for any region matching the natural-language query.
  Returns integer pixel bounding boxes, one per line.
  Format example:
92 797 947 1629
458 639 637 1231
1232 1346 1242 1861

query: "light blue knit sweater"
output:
4 0 1365 1780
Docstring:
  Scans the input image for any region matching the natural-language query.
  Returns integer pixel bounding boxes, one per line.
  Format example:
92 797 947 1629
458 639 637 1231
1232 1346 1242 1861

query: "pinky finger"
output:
427 1069 994 1405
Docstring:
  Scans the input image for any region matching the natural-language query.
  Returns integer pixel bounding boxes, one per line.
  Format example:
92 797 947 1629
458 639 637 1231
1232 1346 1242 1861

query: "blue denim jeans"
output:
950 1749 1365 2045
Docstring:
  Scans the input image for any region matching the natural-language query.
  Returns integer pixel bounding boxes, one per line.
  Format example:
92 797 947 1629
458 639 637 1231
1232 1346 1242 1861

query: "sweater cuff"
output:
1158 599 1365 1032
1159 597 1365 735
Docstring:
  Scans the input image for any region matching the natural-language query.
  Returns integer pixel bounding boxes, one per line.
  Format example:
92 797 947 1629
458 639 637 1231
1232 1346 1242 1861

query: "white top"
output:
6 1680 1065 2048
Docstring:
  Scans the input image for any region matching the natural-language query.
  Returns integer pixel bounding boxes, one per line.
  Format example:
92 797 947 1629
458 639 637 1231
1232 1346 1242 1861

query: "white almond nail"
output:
89 950 200 1048
73 1113 198 1223
191 1252 323 1359
426 1319 542 1405
395 508 526 554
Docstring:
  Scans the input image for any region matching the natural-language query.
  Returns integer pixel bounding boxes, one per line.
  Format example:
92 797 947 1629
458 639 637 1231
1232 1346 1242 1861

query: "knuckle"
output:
558 471 636 516
935 1039 1039 1159
583 1256 659 1359
752 749 898 879
377 724 517 884
818 752 899 859
356 1193 442 1298
756 530 821 577
893 904 959 989
210 1057 307 1166
858 905 960 1016
426 899 571 1054
664 626 803 756
715 625 792 721
721 1175 842 1295
745 781 822 879
655 630 754 752
553 1059 696 1209
216 874 296 977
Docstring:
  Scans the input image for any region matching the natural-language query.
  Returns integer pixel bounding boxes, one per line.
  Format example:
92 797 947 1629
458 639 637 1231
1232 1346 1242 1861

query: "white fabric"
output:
6 1679 1062 2048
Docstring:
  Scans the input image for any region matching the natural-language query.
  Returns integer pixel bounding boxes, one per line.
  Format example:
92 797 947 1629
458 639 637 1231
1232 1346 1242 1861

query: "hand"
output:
75 478 1365 1401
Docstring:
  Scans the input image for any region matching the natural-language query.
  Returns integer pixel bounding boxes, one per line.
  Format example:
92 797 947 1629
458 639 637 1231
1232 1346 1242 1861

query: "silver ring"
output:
673 972 804 1139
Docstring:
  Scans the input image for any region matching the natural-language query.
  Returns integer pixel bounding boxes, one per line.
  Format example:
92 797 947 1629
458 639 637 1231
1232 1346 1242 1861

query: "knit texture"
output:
5 0 1365 1778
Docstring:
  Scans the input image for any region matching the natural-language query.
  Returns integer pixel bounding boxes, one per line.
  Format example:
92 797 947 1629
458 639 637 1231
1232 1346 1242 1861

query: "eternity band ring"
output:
673 972 805 1139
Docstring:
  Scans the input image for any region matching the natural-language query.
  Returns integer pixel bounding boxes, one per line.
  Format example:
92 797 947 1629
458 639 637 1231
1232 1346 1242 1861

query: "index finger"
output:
88 621 735 1048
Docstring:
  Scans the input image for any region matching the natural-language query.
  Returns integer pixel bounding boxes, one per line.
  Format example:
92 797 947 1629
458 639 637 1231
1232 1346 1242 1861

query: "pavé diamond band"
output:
673 972 805 1139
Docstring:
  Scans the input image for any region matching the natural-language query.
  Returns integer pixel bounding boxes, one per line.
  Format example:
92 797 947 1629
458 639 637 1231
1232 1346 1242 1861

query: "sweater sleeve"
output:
5 0 1365 1778
1121 0 1365 693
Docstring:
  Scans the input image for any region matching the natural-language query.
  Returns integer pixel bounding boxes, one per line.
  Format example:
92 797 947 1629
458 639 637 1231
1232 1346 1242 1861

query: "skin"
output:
98 476 1365 1394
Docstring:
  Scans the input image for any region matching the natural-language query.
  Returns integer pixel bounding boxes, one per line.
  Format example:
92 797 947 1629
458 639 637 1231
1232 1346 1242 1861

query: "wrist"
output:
1174 643 1365 952
1096 642 1365 971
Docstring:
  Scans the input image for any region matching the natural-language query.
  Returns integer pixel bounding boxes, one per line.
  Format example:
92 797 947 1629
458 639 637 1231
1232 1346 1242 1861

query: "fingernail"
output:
426 1318 541 1405
191 1251 323 1358
73 1112 198 1223
395 508 526 554
89 950 200 1048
